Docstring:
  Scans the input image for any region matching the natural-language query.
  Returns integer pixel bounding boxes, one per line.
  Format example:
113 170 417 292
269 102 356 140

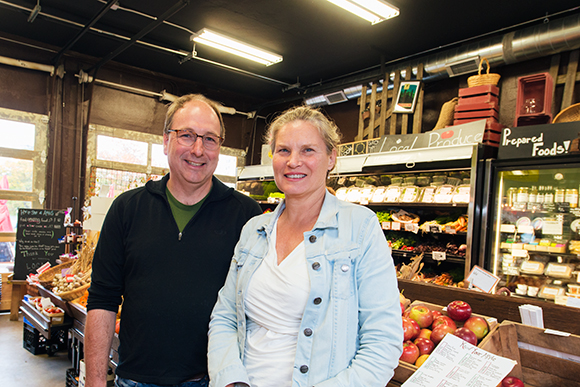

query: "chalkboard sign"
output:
13 208 66 280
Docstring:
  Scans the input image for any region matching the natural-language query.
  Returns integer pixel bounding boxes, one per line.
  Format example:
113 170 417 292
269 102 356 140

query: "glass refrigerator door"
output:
491 165 580 303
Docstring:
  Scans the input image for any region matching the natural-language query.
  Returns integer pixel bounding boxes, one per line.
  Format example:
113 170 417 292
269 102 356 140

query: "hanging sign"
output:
498 121 580 160
368 120 486 153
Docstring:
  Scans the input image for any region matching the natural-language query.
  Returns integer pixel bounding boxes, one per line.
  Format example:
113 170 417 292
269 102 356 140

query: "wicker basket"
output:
553 102 580 123
38 261 75 288
467 57 501 87
55 283 91 301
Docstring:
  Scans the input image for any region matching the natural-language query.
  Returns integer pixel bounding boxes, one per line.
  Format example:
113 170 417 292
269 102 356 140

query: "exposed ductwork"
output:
300 12 580 102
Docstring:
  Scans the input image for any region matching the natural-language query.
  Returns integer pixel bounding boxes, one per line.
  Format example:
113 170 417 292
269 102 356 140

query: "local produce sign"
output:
13 208 66 280
369 120 486 153
498 121 580 160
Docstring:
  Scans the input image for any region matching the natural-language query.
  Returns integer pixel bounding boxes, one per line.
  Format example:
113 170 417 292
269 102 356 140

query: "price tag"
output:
543 220 563 235
381 221 391 230
466 265 500 293
500 224 516 233
511 249 528 257
360 198 369 205
65 274 75 283
391 222 401 231
518 225 534 234
444 226 457 234
429 224 442 233
432 251 446 261
404 223 419 233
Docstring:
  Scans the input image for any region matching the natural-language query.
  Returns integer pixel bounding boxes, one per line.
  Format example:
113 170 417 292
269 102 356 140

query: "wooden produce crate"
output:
393 300 498 384
478 320 580 387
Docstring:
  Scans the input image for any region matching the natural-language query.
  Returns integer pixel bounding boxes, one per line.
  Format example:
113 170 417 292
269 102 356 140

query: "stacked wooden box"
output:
454 84 503 146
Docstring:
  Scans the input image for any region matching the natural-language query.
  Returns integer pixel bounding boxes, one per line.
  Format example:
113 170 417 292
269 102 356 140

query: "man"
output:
85 94 262 387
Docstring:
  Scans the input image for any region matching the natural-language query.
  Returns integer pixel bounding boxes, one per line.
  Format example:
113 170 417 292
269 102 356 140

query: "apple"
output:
432 315 457 330
431 310 443 320
400 340 420 364
418 328 432 340
402 317 420 341
463 316 489 340
415 354 429 367
414 337 435 355
431 324 456 345
501 376 524 387
441 130 454 139
400 302 406 315
408 305 434 328
446 300 472 322
453 327 478 346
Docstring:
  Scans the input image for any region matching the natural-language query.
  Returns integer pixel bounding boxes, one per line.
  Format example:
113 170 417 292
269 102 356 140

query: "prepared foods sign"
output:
498 121 580 159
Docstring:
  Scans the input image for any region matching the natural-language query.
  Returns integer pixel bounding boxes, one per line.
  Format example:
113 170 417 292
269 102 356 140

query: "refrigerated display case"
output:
482 122 580 306
238 141 497 283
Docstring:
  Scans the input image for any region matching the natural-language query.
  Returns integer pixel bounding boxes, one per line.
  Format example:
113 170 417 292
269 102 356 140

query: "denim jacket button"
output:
304 328 313 336
300 365 309 373
312 262 321 270
313 297 322 305
341 264 350 272
309 235 317 243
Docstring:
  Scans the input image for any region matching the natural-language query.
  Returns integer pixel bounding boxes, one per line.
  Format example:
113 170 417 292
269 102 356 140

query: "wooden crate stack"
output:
454 84 503 147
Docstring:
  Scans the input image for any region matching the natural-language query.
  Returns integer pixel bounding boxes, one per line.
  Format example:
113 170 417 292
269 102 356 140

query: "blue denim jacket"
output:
208 191 403 387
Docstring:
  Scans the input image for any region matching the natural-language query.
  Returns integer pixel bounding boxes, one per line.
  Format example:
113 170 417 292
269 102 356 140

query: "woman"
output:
208 106 403 387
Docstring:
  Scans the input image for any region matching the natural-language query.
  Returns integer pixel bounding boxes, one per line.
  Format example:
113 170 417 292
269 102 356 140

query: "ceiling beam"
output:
89 0 190 73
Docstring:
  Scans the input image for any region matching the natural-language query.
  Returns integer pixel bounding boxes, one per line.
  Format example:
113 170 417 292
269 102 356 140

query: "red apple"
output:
441 130 454 139
463 316 489 340
400 340 420 364
446 300 472 322
432 315 457 330
501 376 524 387
400 302 406 315
414 337 435 355
431 324 456 345
418 328 432 340
431 310 443 320
408 305 434 328
453 327 478 346
402 317 420 341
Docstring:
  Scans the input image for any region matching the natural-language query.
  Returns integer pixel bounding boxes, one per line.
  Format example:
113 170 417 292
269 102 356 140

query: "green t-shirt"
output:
166 188 209 232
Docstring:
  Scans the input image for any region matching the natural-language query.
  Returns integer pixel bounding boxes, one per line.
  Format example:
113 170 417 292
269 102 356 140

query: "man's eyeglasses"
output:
167 129 223 150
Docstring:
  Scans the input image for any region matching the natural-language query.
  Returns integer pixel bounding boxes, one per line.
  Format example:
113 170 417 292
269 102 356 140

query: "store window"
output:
0 108 49 262
86 124 243 199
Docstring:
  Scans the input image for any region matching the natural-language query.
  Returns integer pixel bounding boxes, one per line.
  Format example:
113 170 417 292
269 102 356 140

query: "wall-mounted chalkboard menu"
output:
13 208 66 280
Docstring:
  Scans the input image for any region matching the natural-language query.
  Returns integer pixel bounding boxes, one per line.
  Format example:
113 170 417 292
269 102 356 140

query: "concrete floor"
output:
0 312 72 387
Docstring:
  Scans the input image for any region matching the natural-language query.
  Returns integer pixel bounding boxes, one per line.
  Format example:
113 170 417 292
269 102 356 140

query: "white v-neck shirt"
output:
243 218 310 387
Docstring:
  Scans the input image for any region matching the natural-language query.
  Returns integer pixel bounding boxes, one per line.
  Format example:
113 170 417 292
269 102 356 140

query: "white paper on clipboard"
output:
466 265 500 293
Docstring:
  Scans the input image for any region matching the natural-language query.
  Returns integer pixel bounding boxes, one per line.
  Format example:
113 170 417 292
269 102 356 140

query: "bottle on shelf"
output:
544 185 554 204
536 185 545 206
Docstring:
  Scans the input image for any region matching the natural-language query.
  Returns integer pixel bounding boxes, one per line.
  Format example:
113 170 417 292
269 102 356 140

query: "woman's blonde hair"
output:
265 105 342 154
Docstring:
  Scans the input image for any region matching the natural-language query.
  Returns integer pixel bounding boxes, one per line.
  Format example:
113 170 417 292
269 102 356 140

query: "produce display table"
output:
22 284 119 374
398 279 580 335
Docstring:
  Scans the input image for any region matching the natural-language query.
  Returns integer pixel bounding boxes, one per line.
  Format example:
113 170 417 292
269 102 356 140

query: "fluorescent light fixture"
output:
192 28 282 66
325 0 399 25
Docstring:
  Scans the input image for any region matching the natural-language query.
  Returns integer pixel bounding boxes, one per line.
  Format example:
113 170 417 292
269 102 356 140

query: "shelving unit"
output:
237 143 497 280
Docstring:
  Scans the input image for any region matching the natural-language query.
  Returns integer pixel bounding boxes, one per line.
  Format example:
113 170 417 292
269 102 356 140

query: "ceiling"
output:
0 0 579 106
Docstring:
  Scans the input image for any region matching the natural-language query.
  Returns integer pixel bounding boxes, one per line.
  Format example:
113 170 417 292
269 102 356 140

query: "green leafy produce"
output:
376 211 392 223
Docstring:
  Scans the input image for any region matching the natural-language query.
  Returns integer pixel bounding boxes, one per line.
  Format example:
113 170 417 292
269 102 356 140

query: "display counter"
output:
398 278 580 335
